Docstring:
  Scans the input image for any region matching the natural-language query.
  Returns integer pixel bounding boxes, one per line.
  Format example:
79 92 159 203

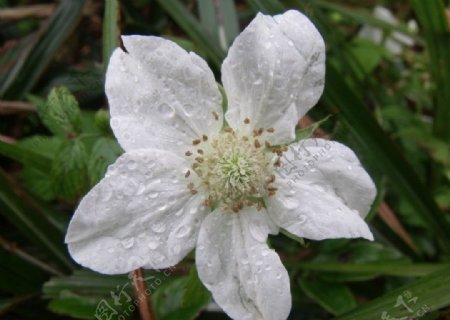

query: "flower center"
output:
184 117 284 213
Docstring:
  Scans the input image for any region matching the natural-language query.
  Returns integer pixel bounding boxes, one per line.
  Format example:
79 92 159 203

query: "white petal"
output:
65 149 207 274
106 35 223 153
267 138 376 241
222 10 325 144
196 208 290 320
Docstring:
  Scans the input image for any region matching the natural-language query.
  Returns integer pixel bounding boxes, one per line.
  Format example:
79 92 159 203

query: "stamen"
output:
185 170 191 178
254 139 261 148
265 141 271 148
267 127 275 133
202 134 208 141
191 190 198 195
244 117 250 124
192 139 201 145
185 151 192 156
212 112 219 121
195 157 204 163
224 127 233 133
197 149 204 154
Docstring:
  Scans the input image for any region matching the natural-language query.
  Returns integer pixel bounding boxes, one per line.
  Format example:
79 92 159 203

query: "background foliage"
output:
0 0 449 319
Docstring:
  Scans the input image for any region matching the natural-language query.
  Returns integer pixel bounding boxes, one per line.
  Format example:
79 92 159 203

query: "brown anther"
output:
192 163 199 169
224 127 233 133
197 149 204 154
246 200 253 207
267 127 275 133
232 204 240 213
268 187 278 192
197 170 203 177
190 190 198 195
192 139 201 145
257 128 264 135
267 174 276 183
187 182 194 189
195 157 204 163
256 203 263 211
204 199 215 207
265 141 271 148
185 151 192 156
268 191 276 197
185 170 191 178
238 201 244 210
212 111 219 121
242 136 249 141
254 139 261 148
202 134 208 141
253 130 259 137
244 117 250 124
274 158 281 167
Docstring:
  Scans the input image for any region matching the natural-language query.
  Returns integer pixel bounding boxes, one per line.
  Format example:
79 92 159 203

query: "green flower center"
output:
184 117 283 212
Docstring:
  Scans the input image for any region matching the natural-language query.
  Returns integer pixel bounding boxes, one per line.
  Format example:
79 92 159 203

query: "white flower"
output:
65 10 376 320
358 6 416 55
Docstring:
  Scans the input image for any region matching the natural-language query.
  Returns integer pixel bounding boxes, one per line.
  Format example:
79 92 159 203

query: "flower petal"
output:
196 208 290 320
267 138 376 241
106 35 223 153
222 10 325 144
66 149 207 274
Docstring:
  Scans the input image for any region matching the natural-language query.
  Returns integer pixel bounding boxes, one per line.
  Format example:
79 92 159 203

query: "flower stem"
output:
132 268 155 320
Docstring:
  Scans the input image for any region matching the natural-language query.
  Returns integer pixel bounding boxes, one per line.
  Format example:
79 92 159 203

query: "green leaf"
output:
44 270 138 320
0 140 52 173
36 87 82 137
294 115 331 142
300 275 357 316
153 268 211 320
182 267 212 311
0 170 73 270
156 0 225 67
103 0 120 67
51 138 89 202
0 0 86 99
87 137 122 185
335 266 450 320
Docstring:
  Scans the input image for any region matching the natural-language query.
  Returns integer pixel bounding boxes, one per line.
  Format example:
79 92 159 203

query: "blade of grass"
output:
323 64 450 254
245 0 284 14
156 0 225 67
411 1 450 140
102 0 120 68
335 266 450 320
1 0 85 99
285 261 448 277
0 170 73 270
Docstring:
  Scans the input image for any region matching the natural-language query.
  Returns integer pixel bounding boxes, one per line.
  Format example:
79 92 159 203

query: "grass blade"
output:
336 266 450 320
1 0 85 99
157 0 225 67
103 0 121 67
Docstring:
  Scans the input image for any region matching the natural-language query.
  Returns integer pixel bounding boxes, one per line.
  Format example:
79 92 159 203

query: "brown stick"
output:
132 268 155 320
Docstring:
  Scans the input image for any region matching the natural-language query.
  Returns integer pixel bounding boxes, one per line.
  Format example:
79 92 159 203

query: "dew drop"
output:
276 273 282 279
287 40 294 47
127 160 138 170
107 247 115 253
157 103 175 118
121 238 135 249
152 222 166 233
176 225 191 238
148 192 159 199
189 207 198 215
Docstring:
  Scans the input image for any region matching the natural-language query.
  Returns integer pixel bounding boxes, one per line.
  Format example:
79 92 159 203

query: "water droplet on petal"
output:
148 192 159 199
157 103 175 118
121 238 135 249
152 223 166 233
176 225 191 238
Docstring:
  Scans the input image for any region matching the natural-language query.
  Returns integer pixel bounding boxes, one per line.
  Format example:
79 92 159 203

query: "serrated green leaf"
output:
87 137 122 185
182 267 211 311
294 115 331 142
300 275 357 316
37 87 81 137
153 269 210 320
51 138 89 202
